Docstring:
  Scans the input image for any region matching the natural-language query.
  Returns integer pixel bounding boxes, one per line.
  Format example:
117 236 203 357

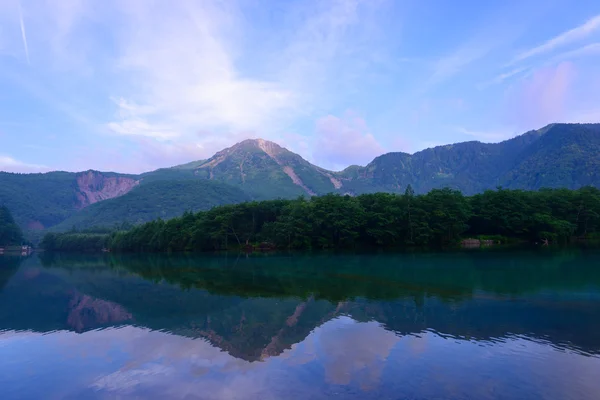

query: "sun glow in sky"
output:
1 0 600 173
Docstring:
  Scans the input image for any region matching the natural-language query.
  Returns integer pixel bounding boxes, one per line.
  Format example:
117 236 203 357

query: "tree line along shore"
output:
36 186 600 253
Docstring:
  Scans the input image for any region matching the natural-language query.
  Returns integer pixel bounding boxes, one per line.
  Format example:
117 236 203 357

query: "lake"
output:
1 248 600 399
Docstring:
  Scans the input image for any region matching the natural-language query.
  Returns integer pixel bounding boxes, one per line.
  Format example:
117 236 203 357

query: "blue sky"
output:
1 0 600 173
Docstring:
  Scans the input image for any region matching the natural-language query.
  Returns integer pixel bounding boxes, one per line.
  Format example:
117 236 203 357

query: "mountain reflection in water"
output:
1 249 599 399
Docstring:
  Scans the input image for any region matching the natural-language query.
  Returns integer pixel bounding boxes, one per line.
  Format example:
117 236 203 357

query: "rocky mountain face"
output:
192 139 340 198
0 170 139 232
67 291 133 332
52 179 250 232
7 253 599 361
1 123 598 235
187 123 600 197
75 171 139 208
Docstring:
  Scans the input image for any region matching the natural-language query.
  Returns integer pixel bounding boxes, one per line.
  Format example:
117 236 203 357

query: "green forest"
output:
0 206 24 246
40 186 600 253
51 179 251 232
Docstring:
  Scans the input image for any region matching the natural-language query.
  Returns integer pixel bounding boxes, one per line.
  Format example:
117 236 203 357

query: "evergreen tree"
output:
41 187 600 253
0 206 24 245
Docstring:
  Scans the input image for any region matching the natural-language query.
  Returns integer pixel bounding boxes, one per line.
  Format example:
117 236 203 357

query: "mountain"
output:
42 139 338 232
52 180 250 231
0 170 139 231
6 252 600 361
341 123 599 194
192 139 341 198
0 123 598 237
499 124 600 189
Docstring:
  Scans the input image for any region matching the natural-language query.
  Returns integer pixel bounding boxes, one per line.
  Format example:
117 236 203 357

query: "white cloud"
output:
317 317 400 389
505 61 577 129
509 14 600 65
107 120 178 140
2 0 398 172
0 318 401 399
98 0 390 166
106 1 295 140
0 155 49 173
312 113 384 170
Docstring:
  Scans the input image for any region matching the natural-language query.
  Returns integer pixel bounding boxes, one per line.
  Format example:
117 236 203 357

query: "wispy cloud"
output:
509 14 600 65
480 66 530 88
4 0 599 174
506 61 577 129
312 112 384 170
483 42 600 90
0 155 48 173
105 1 385 148
1 0 397 172
453 126 515 142
551 42 600 62
17 0 30 64
426 46 491 88
423 2 536 90
107 1 294 142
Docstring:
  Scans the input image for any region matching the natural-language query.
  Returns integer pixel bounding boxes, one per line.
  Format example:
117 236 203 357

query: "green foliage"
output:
468 186 600 243
51 180 251 232
0 124 600 247
99 187 600 253
9 250 600 361
341 123 600 195
0 206 24 245
191 139 329 200
0 170 140 243
4 123 599 245
0 171 80 230
40 232 108 252
501 124 600 190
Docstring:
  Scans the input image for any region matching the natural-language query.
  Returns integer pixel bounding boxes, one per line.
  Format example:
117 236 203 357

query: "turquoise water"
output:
1 249 600 399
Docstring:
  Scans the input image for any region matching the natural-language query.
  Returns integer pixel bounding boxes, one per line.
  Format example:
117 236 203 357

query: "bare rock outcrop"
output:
75 171 139 208
67 291 133 332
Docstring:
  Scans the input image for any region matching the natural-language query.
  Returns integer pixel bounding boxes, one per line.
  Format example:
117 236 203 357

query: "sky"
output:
1 0 600 173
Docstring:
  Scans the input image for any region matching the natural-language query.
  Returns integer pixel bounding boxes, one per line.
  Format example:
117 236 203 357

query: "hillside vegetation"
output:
42 186 600 252
0 206 24 246
0 171 82 230
3 123 599 239
52 180 251 232
345 124 600 194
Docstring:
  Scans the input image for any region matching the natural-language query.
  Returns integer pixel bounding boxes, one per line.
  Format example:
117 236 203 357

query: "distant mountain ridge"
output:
1 123 598 236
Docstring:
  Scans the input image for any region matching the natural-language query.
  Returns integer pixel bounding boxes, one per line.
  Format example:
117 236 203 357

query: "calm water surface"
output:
1 249 600 399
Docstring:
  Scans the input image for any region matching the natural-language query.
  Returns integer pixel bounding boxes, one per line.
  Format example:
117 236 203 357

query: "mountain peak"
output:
234 138 284 153
192 137 338 198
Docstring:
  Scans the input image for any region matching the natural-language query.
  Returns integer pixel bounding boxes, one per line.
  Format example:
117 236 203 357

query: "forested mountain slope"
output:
0 206 24 245
191 138 340 198
340 124 599 194
2 123 598 237
52 180 250 231
0 170 139 231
